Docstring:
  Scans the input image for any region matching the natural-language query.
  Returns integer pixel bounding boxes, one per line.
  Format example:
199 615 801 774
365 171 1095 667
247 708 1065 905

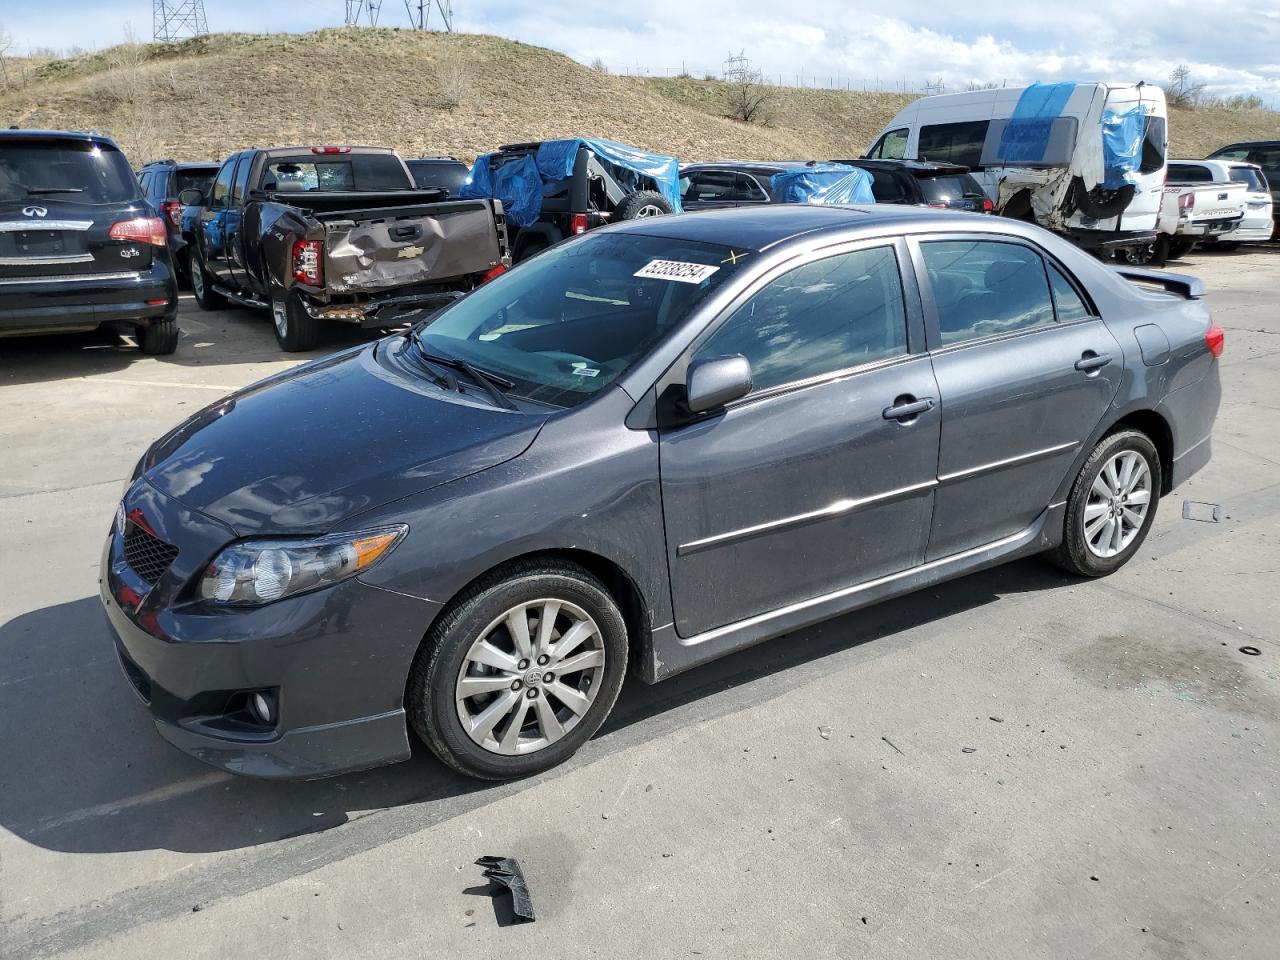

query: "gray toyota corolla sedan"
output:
101 205 1222 781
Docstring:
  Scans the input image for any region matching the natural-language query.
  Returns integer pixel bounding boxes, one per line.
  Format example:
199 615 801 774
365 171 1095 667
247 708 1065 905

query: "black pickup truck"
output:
185 146 510 351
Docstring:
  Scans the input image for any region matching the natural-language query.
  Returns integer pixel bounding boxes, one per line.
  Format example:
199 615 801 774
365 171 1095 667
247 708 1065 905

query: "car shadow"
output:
0 557 1075 857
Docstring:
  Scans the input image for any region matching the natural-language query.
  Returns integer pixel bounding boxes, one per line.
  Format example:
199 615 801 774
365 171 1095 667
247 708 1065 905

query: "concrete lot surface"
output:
1 248 1277 959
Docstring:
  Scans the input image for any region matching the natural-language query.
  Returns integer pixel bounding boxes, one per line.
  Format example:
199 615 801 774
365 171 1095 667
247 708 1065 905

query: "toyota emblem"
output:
22 205 48 218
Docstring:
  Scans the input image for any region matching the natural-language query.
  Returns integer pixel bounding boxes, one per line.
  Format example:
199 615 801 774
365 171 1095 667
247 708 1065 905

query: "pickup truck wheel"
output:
616 190 673 220
1167 240 1196 260
190 250 227 311
271 291 320 352
137 318 179 355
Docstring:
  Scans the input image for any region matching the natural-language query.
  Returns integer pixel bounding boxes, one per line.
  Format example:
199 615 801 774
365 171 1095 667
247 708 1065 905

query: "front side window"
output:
1139 116 1167 174
922 240 1055 345
416 233 746 408
209 159 236 209
696 246 908 394
868 128 909 160
918 121 989 168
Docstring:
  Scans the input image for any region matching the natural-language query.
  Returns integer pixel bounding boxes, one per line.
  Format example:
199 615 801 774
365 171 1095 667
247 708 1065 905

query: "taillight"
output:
160 199 182 228
982 198 994 213
109 216 167 247
570 213 589 235
480 264 507 283
291 239 323 286
1205 324 1225 358
311 146 351 155
1179 192 1195 212
925 201 948 209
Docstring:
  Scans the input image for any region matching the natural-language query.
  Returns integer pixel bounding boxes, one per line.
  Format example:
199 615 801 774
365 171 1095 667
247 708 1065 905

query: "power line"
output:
152 0 209 41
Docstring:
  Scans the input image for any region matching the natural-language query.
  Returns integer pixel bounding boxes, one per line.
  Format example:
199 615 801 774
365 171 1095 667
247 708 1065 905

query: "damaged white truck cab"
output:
866 82 1168 255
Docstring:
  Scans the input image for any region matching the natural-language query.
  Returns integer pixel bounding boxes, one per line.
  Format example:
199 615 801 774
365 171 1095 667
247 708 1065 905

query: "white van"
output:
866 82 1168 255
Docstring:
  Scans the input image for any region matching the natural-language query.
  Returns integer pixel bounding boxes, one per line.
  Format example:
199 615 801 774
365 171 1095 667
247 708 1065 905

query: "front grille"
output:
122 522 178 584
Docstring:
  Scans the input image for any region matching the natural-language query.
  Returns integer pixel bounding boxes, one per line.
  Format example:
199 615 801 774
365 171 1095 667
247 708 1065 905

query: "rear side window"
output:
407 161 468 195
1168 163 1213 183
0 139 140 204
868 128 909 161
917 175 982 204
1139 116 1167 174
261 154 411 192
918 121 989 168
922 240 1055 345
683 170 767 203
1230 166 1268 192
698 246 908 394
1047 264 1093 323
867 169 908 204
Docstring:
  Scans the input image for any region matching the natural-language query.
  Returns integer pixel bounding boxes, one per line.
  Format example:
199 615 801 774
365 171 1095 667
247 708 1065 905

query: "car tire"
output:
190 249 227 310
406 558 629 781
1120 234 1169 266
616 190 674 220
1048 429 1162 578
1167 240 1196 260
137 318 179 355
270 290 320 352
1211 241 1239 252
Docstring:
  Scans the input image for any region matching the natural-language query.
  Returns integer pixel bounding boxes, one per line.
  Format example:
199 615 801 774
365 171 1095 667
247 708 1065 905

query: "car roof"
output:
0 128 121 148
406 156 464 163
1211 141 1280 152
143 159 221 169
607 203 981 251
834 158 972 175
680 160 813 175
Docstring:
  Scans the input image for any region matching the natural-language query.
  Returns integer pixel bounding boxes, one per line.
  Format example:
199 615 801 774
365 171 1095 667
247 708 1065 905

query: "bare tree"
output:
0 24 14 89
725 68 772 124
1167 64 1206 109
589 57 608 74
105 25 161 163
433 55 470 110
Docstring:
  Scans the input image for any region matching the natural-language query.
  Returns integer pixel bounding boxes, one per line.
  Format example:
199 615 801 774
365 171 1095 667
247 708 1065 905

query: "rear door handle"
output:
1075 352 1113 373
883 396 935 421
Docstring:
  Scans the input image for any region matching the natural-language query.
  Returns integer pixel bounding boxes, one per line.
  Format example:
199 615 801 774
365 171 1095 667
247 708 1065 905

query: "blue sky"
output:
4 0 1279 103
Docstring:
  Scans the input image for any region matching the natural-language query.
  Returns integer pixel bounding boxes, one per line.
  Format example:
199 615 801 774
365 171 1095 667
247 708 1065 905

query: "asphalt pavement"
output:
1 247 1277 959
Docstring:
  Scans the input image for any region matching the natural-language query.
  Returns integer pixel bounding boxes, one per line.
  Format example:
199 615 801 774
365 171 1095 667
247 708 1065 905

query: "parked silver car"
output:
103 205 1222 781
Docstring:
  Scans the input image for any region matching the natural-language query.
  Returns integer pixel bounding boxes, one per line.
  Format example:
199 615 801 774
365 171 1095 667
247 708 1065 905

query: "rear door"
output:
658 240 940 637
680 169 770 212
912 235 1122 559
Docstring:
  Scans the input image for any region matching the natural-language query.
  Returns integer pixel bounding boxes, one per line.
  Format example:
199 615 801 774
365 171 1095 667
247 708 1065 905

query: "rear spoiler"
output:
1111 266 1205 300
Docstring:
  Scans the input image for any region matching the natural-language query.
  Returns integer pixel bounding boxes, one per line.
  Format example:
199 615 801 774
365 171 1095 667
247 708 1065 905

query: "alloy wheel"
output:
1083 450 1152 558
454 599 606 755
635 204 665 218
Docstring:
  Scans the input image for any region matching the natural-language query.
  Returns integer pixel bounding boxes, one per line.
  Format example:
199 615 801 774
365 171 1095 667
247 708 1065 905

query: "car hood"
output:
143 341 548 533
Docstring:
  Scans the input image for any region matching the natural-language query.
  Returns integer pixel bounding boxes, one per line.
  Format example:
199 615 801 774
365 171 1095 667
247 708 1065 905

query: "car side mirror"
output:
177 187 204 206
686 355 752 414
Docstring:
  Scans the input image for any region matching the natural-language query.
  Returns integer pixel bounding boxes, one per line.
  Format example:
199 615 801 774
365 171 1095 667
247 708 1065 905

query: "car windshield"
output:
413 232 748 408
0 139 140 204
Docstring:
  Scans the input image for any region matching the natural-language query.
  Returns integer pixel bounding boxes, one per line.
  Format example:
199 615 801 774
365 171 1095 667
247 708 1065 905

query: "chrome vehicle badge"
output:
22 205 48 218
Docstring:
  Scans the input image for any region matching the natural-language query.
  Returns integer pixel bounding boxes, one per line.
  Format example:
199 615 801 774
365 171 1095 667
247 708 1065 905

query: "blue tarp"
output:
459 138 682 228
769 164 876 205
997 81 1077 163
1101 105 1145 189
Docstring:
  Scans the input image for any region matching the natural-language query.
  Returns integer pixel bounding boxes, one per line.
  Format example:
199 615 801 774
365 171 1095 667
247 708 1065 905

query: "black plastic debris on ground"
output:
476 856 536 924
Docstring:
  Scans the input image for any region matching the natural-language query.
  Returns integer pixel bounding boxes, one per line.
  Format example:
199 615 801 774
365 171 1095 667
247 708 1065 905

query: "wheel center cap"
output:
525 669 542 687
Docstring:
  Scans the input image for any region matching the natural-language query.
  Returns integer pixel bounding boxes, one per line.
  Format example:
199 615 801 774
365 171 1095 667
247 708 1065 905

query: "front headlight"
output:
198 525 407 606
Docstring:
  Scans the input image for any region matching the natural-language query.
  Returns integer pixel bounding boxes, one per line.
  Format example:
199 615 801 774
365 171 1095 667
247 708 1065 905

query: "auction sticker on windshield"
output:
633 260 720 284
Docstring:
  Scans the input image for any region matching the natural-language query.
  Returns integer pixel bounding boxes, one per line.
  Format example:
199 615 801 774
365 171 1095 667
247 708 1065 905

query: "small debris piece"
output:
191 905 202 913
961 747 977 754
1090 875 1099 882
989 716 1004 723
818 725 833 740
1240 646 1261 657
476 856 536 923
1181 501 1222 523
881 736 904 755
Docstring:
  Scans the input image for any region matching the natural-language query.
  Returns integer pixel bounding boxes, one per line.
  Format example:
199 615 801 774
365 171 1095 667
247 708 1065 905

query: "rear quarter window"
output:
0 139 140 204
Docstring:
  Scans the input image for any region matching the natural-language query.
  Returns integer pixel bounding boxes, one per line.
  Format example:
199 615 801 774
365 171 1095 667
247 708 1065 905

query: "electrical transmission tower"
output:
403 0 455 31
345 0 384 26
152 0 210 41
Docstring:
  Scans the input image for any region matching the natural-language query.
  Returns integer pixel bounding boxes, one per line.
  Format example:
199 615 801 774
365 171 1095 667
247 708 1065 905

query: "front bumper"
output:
99 481 439 779
0 260 177 337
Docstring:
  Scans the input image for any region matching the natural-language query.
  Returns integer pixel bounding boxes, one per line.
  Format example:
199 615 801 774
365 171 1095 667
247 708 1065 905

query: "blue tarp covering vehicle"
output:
996 81 1078 164
1101 105 1146 189
461 138 682 228
768 164 875 205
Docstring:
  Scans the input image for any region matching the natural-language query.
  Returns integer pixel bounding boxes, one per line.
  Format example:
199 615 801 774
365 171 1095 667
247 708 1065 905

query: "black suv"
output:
1207 141 1280 235
139 159 220 276
832 159 992 212
405 157 470 197
0 130 178 354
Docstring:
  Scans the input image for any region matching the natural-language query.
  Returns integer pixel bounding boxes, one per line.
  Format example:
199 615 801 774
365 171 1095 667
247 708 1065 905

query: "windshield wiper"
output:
401 332 459 391
26 187 85 195
407 330 516 410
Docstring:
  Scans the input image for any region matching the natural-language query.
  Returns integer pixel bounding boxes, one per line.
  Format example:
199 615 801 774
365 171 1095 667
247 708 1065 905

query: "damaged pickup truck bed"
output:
185 146 509 350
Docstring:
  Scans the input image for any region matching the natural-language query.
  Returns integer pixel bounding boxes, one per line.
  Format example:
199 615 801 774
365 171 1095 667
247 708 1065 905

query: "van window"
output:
868 128 909 161
1167 163 1213 183
918 121 989 168
1139 117 1167 174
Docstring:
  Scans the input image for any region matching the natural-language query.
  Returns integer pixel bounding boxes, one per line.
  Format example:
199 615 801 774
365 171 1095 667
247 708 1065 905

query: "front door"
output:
914 236 1122 559
659 241 941 637
199 156 238 283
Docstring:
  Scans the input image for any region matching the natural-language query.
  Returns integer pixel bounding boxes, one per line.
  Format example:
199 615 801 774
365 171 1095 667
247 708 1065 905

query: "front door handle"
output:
1075 351 1113 373
883 396 935 421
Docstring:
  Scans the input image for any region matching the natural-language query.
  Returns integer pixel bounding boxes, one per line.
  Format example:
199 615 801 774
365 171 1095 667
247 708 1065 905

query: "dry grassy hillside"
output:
2 28 1276 166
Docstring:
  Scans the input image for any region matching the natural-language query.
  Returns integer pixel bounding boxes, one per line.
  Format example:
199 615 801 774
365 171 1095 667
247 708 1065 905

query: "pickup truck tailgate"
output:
321 199 507 294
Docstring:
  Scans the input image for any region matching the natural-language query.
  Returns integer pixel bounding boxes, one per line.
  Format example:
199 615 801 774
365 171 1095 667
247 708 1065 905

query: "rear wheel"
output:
270 290 320 352
617 190 674 220
190 248 227 310
406 558 628 780
137 318 178 355
1048 429 1161 577
1167 240 1196 259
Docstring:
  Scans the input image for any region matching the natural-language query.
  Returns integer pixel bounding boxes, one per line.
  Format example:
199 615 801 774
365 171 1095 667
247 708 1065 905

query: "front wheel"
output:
406 559 629 780
189 248 227 311
137 318 179 355
1048 429 1162 577
270 290 320 352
